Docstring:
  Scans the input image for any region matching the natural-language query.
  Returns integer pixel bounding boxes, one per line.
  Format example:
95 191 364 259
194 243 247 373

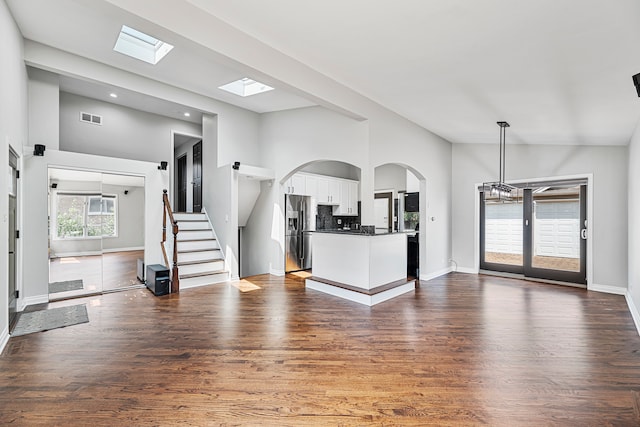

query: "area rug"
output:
48 279 84 294
11 304 89 337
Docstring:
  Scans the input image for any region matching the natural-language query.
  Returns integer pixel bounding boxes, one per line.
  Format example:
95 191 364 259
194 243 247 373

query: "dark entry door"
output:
8 150 18 327
192 141 202 213
176 154 187 212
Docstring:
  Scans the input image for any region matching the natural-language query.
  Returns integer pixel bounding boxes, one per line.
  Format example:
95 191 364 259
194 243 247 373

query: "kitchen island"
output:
306 230 415 306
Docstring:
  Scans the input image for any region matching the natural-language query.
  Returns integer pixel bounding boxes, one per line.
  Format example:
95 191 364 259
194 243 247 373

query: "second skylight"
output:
218 78 274 97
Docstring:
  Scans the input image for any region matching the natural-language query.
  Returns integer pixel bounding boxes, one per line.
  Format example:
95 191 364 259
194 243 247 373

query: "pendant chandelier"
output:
483 121 519 201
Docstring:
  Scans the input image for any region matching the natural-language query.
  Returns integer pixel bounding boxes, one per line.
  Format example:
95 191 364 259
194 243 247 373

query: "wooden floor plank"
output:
1 272 639 425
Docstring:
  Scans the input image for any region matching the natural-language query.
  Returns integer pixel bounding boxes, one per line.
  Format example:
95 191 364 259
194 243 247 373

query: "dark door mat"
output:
49 279 84 294
11 304 89 337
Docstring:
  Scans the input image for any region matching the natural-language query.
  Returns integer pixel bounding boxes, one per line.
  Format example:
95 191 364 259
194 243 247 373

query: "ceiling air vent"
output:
80 112 102 126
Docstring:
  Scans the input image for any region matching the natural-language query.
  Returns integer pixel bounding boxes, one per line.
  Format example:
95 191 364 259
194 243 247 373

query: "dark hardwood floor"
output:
1 272 639 426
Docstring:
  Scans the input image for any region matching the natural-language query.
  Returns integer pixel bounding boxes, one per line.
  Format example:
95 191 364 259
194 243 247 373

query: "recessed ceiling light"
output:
218 78 274 97
113 25 174 65
183 112 190 117
109 93 118 98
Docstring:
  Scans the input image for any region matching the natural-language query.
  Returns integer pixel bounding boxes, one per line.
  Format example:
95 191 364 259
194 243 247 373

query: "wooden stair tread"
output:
178 248 221 254
178 228 212 232
176 238 217 243
180 270 226 279
178 259 222 266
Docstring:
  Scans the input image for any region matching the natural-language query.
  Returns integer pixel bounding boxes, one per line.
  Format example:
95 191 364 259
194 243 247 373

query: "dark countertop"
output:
313 229 417 236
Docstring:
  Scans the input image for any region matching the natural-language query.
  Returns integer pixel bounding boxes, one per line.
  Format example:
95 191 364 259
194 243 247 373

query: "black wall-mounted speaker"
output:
633 73 640 97
33 144 46 156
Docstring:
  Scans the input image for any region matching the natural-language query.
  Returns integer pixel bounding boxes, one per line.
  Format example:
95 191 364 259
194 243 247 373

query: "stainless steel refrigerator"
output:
285 194 313 272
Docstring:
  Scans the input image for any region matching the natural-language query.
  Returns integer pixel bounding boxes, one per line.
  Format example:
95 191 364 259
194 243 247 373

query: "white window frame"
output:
53 192 118 240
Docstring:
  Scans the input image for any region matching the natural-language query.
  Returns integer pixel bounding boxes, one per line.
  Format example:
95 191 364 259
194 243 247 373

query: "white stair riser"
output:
178 250 223 263
178 221 210 230
177 240 219 251
178 230 214 240
174 213 207 222
179 272 229 289
179 260 225 276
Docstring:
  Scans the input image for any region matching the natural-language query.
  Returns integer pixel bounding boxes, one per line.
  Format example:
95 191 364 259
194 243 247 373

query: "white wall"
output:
256 106 369 275
28 68 59 150
452 143 628 290
22 149 167 302
60 92 200 163
375 164 406 193
302 161 360 181
0 0 28 346
628 119 640 331
368 111 453 280
101 183 145 251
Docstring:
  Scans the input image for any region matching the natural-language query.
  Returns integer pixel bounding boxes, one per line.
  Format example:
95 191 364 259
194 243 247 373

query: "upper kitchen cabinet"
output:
316 176 341 205
285 174 306 195
334 180 358 216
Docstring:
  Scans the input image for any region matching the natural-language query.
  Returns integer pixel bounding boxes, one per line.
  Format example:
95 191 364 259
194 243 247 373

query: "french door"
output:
480 183 587 285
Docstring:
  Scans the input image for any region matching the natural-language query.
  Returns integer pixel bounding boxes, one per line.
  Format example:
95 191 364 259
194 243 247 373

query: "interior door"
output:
523 185 587 284
374 192 392 232
8 149 18 327
176 154 187 212
192 141 202 213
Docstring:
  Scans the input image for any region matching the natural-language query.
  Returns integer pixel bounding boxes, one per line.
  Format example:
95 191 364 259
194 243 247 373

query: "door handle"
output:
581 229 587 240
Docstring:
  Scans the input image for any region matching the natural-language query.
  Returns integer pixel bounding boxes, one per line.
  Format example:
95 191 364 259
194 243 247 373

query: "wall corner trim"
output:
456 267 478 275
21 295 50 310
269 268 285 277
588 283 627 295
420 266 453 282
626 292 640 337
0 327 9 355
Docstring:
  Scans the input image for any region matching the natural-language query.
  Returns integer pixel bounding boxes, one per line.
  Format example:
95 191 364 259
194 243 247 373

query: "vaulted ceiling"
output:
7 0 640 145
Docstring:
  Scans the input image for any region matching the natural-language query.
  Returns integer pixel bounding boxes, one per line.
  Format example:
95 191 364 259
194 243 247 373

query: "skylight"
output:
218 78 274 97
113 25 174 65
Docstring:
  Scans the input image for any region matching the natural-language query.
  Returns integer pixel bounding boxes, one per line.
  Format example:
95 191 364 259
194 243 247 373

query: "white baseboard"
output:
588 283 627 295
455 267 478 274
20 294 49 310
420 266 453 282
51 250 101 258
102 246 144 253
626 292 640 337
0 326 9 354
270 268 285 277
306 279 415 306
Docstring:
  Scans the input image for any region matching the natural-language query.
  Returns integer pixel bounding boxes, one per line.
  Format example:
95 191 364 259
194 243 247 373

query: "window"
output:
55 193 117 239
113 25 174 65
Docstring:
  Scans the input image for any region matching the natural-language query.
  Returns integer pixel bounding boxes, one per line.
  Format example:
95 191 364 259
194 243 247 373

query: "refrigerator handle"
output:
299 209 304 259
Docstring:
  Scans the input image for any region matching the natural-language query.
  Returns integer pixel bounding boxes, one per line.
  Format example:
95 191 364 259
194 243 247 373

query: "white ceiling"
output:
8 0 640 145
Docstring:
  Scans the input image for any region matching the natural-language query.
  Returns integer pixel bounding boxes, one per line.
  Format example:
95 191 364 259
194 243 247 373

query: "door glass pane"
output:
531 186 580 272
484 195 523 266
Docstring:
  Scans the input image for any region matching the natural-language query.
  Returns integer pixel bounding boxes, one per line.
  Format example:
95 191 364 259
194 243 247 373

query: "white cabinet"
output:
284 174 306 195
334 180 358 216
316 176 341 205
305 175 318 199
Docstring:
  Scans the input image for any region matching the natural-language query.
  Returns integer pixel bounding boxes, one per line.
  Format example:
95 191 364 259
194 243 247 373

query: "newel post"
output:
171 222 180 293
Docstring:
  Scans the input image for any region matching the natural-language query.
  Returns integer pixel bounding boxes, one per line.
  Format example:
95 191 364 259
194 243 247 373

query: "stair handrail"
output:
162 189 180 292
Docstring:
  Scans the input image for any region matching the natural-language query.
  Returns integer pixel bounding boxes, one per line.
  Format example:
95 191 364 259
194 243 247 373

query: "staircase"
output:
173 212 229 289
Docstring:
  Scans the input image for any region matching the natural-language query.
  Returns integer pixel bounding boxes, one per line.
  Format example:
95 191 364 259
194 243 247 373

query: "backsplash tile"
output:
316 203 361 230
